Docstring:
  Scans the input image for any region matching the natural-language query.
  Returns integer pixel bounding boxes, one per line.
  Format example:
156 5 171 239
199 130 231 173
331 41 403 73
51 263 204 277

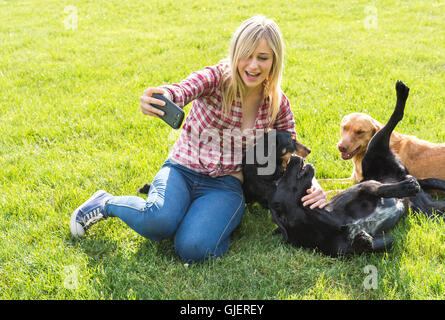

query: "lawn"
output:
0 0 444 299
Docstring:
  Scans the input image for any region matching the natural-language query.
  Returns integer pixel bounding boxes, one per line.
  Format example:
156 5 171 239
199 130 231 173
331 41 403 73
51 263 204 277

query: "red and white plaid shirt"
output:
160 63 296 177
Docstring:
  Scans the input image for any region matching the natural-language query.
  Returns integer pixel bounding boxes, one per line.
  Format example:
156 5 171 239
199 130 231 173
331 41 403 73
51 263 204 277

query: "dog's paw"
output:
352 230 374 252
395 80 410 100
400 176 421 196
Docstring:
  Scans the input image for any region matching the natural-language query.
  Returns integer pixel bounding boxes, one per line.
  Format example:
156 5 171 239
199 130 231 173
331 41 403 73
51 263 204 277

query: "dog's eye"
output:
355 130 365 135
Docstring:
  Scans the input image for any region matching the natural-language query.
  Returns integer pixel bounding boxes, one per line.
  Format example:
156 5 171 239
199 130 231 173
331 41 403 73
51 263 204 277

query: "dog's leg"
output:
351 231 394 253
374 177 420 198
418 178 445 192
351 230 374 252
371 234 394 252
410 190 445 216
359 177 420 199
362 81 410 181
369 81 409 153
386 81 410 132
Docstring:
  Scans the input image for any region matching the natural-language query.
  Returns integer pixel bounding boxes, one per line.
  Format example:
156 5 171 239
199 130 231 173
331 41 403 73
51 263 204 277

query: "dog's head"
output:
276 131 311 170
243 130 311 176
337 113 383 160
275 154 315 203
268 154 315 240
242 130 311 207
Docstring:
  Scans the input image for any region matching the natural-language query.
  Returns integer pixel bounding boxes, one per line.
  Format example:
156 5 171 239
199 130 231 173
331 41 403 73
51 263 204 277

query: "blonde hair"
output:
221 15 284 126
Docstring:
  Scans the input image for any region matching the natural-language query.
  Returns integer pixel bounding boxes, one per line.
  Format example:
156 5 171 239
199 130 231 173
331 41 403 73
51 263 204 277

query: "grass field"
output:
0 0 444 299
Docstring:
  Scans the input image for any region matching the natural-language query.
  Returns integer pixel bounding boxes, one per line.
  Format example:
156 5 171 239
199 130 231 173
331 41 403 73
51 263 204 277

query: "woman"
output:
70 16 327 262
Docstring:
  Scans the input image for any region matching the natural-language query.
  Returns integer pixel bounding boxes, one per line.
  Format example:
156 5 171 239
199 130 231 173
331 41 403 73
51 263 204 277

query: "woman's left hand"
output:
301 183 327 210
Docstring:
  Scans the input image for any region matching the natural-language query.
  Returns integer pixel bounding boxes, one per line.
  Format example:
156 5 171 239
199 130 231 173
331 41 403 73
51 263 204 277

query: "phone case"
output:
151 93 185 129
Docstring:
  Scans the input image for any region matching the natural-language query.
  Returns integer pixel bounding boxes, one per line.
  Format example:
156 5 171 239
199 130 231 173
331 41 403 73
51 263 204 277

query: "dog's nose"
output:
337 142 347 153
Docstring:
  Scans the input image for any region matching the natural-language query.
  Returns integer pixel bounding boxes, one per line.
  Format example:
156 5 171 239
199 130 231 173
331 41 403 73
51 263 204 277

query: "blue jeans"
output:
104 158 245 262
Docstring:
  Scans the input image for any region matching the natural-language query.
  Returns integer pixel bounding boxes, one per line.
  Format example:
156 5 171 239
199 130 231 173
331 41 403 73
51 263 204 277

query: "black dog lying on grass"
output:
242 130 311 208
246 81 445 256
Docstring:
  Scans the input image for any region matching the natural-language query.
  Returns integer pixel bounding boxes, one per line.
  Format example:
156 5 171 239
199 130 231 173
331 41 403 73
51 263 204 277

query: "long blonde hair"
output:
221 15 284 126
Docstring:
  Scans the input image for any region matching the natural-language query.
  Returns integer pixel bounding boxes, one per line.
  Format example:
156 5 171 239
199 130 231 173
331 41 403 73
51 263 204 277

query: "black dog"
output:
242 130 311 208
361 83 445 216
257 81 444 256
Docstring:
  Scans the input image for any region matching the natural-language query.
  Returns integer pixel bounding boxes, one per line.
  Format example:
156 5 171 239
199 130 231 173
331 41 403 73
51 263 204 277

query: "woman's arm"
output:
159 65 223 108
140 64 223 118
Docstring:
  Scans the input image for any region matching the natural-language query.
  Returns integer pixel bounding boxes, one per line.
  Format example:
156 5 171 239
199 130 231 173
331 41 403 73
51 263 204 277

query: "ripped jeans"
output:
104 158 245 262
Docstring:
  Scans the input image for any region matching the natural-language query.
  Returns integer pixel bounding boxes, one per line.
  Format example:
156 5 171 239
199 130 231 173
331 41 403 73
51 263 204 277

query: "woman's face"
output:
237 37 274 93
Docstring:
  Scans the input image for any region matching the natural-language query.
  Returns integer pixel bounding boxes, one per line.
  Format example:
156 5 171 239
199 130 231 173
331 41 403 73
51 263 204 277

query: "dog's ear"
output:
370 118 383 136
288 133 311 158
269 206 289 241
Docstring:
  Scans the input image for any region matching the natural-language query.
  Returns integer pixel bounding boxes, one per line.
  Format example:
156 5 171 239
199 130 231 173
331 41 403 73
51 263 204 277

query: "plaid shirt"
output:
160 63 296 177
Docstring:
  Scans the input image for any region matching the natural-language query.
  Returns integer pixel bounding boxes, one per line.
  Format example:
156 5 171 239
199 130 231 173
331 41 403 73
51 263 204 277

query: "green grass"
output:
1 0 444 299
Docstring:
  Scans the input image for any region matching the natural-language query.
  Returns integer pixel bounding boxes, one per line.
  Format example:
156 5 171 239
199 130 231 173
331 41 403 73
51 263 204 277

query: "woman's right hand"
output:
139 87 170 118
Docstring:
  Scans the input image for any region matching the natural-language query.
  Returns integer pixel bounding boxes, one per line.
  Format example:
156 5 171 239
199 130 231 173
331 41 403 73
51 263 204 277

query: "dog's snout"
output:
337 142 347 153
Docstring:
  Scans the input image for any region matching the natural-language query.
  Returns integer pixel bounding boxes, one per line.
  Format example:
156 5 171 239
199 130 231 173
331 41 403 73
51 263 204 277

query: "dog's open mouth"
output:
298 160 314 179
287 154 313 178
288 152 307 164
341 146 360 160
282 152 306 171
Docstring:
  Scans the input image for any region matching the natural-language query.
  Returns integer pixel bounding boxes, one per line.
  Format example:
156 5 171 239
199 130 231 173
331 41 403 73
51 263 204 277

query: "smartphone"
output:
150 93 185 129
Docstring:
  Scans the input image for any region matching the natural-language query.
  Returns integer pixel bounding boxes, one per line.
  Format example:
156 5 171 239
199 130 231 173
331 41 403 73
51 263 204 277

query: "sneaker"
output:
70 190 113 237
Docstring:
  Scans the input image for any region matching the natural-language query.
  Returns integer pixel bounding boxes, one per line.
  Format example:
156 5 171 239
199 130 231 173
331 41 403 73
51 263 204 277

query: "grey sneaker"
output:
70 190 113 237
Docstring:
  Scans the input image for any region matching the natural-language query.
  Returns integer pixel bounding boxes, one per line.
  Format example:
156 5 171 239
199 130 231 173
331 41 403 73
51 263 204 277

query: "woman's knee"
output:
138 211 181 241
174 233 229 263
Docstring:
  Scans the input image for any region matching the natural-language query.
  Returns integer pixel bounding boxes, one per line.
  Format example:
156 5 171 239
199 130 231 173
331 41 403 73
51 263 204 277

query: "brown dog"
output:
337 112 445 183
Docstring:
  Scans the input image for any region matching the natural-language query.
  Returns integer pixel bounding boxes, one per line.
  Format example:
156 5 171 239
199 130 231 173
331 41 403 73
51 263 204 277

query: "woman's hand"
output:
140 87 170 118
301 178 327 209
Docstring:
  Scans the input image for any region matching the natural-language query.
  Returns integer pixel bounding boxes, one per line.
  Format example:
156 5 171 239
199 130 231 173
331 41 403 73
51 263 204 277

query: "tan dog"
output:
337 113 445 183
